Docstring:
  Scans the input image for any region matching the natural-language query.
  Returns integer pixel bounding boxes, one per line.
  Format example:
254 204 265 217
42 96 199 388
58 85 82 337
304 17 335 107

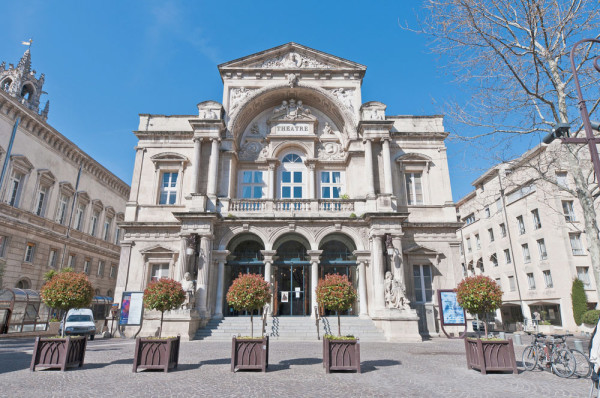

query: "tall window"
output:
55 194 69 225
240 171 264 199
504 249 511 264
527 273 536 290
516 215 525 235
475 234 481 250
464 214 475 225
83 259 91 275
570 233 585 255
488 228 495 242
74 203 86 231
280 154 303 199
466 238 472 253
48 249 58 268
500 223 507 237
68 254 76 268
320 171 343 199
0 235 7 257
103 217 112 241
114 227 121 245
159 172 178 205
151 264 169 282
562 201 576 222
24 242 36 263
413 264 433 303
490 253 498 267
577 266 591 288
531 209 541 229
522 243 531 263
7 171 24 207
34 185 48 216
543 270 553 288
508 275 516 291
537 239 548 260
495 278 501 289
89 210 99 237
484 207 490 218
405 172 423 205
110 265 116 279
556 171 568 188
97 261 104 277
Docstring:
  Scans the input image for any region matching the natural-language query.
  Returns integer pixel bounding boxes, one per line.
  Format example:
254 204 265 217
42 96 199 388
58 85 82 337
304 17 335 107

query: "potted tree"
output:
316 274 360 373
456 275 516 374
226 273 271 372
133 278 186 373
32 270 94 371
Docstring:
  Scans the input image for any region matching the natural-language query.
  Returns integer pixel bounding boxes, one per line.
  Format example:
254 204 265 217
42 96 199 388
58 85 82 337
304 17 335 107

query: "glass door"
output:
276 264 309 316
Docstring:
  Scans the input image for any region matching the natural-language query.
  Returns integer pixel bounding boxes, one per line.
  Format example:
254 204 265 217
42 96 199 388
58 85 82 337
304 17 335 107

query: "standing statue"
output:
180 272 195 309
384 271 411 310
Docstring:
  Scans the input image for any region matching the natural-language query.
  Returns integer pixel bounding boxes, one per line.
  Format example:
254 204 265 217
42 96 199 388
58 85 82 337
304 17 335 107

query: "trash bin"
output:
513 334 522 346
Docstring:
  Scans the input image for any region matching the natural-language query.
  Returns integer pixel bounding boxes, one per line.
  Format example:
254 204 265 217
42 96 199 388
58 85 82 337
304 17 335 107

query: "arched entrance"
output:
225 234 265 316
273 234 310 316
319 235 358 316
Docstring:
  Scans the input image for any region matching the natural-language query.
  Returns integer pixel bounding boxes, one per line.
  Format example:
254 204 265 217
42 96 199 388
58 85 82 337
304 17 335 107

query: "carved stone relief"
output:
238 140 265 161
272 99 312 120
317 142 344 160
229 88 256 112
259 52 331 69
329 88 355 113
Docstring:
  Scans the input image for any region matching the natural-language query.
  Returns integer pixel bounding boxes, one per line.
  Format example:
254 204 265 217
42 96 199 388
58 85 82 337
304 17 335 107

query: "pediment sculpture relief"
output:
259 52 331 69
329 88 355 113
230 87 256 112
272 99 313 120
238 139 267 161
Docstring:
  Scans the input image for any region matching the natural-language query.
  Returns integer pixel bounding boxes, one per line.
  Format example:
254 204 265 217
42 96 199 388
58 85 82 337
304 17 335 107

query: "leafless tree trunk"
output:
410 0 600 312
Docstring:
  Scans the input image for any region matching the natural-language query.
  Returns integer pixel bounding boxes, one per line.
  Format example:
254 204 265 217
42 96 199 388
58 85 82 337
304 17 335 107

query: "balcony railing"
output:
227 199 358 213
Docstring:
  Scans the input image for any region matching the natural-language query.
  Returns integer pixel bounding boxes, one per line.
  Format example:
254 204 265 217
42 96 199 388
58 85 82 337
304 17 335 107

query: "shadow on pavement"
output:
0 351 31 374
200 358 230 365
360 359 401 373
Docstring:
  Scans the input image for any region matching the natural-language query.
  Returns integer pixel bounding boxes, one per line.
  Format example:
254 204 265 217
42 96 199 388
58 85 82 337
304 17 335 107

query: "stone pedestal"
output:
372 308 422 343
132 309 203 341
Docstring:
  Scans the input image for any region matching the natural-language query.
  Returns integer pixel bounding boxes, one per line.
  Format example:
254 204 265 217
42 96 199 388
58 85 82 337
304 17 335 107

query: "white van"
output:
60 308 96 340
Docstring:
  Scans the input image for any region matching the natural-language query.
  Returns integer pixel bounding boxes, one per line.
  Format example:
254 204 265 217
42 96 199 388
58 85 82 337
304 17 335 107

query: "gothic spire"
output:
17 48 31 73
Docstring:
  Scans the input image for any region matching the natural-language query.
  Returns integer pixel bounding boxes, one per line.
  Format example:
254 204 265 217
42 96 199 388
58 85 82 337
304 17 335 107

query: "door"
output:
276 264 309 316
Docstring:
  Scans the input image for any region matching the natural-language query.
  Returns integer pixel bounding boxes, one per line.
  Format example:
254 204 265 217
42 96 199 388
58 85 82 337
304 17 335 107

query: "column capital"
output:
210 137 221 143
192 136 204 143
260 250 278 262
212 250 229 263
353 250 371 263
306 250 323 263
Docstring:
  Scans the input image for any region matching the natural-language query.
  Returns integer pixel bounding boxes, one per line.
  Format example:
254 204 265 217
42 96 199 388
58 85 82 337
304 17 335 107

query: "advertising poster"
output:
119 291 144 326
281 291 289 303
440 291 465 325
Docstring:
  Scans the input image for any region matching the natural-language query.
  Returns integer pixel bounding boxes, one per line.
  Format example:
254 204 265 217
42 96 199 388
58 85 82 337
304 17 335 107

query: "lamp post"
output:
543 39 600 182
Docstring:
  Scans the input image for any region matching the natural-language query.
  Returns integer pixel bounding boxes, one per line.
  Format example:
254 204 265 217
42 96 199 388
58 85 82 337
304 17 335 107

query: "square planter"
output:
133 336 180 373
231 336 269 372
30 336 87 371
464 338 517 375
323 337 361 373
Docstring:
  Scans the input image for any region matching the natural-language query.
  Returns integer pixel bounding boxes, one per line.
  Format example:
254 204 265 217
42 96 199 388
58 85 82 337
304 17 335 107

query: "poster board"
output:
119 291 144 326
437 289 467 339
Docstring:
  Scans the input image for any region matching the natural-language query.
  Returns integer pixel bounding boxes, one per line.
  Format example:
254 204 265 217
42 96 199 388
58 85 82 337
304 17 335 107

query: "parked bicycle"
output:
522 332 576 378
546 332 592 378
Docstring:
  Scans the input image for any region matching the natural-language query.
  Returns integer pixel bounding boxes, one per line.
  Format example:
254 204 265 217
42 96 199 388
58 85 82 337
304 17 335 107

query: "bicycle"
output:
522 332 576 378
552 333 592 378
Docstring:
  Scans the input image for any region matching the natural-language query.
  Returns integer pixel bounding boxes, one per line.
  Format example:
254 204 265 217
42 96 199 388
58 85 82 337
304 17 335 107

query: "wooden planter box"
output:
133 336 180 373
464 338 517 375
323 337 361 373
231 336 269 372
30 336 87 371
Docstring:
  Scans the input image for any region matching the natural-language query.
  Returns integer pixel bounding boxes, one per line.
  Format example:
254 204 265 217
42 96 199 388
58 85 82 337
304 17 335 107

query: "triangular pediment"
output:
219 42 366 72
403 244 439 256
140 245 177 255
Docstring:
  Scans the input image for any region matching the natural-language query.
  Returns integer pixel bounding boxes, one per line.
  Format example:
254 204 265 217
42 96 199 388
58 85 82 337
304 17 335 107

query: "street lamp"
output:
543 39 600 184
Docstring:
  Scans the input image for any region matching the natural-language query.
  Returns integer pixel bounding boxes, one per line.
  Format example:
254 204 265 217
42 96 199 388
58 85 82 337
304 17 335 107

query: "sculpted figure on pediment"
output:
272 99 312 120
238 140 264 161
230 87 256 112
317 142 345 161
330 88 355 113
260 52 331 69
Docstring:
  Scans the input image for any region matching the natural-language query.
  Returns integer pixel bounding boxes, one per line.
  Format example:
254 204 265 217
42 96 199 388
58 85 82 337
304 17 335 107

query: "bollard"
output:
513 334 522 346
574 340 584 352
499 332 506 340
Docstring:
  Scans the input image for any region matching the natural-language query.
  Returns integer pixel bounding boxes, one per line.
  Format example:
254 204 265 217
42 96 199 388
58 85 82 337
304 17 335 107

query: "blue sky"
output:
0 0 533 201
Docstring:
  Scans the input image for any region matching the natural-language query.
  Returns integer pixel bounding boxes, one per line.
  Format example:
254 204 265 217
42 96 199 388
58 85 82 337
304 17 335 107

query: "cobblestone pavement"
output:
0 336 593 398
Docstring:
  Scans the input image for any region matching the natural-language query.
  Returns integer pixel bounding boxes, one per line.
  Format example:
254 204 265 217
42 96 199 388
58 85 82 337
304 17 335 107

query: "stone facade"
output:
115 43 461 340
456 144 599 331
0 49 129 298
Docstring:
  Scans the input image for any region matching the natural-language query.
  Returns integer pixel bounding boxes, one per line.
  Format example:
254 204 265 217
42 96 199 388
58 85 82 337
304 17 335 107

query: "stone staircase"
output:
193 316 387 342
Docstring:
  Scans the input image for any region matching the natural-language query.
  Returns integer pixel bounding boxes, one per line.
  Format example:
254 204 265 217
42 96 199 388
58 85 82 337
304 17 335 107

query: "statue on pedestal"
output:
180 272 195 309
384 271 410 310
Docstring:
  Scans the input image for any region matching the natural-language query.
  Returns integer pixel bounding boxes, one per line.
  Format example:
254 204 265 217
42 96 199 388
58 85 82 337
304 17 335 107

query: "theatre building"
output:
114 43 462 341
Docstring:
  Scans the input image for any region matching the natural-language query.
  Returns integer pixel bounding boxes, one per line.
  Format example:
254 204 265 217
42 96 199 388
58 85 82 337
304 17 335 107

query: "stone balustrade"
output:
227 199 360 214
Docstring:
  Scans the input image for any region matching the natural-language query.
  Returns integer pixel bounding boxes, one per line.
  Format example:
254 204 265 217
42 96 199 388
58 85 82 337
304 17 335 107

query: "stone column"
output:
364 139 375 198
206 138 220 197
308 163 316 199
261 250 277 316
190 138 202 194
267 162 277 199
174 235 190 282
353 250 370 318
371 234 386 312
307 250 322 318
195 235 213 316
113 241 134 305
212 250 229 319
391 235 404 283
382 138 394 195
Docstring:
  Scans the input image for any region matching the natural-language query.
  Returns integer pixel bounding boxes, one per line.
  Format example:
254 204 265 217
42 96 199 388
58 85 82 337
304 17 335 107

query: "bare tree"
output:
410 1 600 309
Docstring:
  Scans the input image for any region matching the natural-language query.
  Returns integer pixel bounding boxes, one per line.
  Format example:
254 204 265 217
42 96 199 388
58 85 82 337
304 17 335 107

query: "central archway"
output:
273 234 311 316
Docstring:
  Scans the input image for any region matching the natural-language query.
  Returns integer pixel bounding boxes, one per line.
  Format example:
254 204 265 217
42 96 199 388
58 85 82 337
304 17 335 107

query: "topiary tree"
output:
40 271 94 337
143 278 186 338
316 274 357 337
571 279 588 325
456 275 502 337
226 273 271 338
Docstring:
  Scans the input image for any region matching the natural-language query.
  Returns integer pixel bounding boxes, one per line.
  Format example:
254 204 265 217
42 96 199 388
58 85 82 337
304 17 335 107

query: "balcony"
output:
226 198 364 216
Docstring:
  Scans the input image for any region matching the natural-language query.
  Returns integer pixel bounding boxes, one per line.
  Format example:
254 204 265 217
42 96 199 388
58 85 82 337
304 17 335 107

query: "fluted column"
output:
358 260 368 316
307 250 322 318
206 138 220 196
364 139 375 198
306 160 317 199
267 162 277 199
213 250 229 319
261 250 277 316
190 138 202 194
195 235 212 316
382 138 393 195
371 234 386 312
175 235 190 282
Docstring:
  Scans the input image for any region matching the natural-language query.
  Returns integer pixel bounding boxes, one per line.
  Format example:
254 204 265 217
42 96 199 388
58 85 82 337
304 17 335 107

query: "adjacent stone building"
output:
115 43 462 340
0 49 129 297
456 144 599 331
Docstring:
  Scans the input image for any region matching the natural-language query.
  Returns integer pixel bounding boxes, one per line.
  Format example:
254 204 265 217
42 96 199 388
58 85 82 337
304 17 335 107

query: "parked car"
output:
59 309 96 340
472 320 495 332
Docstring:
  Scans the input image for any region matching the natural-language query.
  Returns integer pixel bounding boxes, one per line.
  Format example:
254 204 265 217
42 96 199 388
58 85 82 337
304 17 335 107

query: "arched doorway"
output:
319 235 358 316
225 234 265 316
273 234 310 316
